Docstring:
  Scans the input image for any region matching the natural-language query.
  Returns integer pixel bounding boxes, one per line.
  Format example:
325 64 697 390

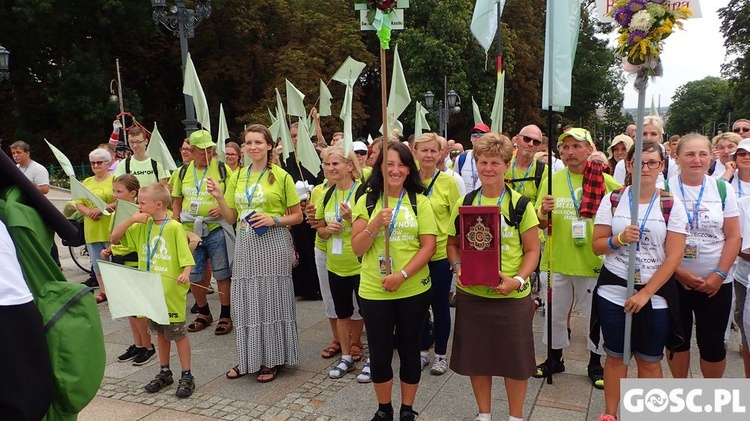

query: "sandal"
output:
257 365 279 383
533 358 566 378
321 341 341 359
225 365 246 380
95 293 107 304
215 317 233 335
187 314 213 332
328 358 355 379
144 371 173 393
350 343 363 362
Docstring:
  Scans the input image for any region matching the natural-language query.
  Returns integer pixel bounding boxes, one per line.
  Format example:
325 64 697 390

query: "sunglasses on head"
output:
735 127 750 134
521 135 542 146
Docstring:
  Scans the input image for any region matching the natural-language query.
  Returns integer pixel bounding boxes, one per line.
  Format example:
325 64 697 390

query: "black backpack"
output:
507 160 546 190
365 190 419 218
178 161 228 185
322 183 367 210
124 157 160 181
458 185 531 244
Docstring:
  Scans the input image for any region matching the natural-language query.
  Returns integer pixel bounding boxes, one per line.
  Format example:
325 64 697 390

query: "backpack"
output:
507 160 546 190
0 186 105 420
124 157 160 181
322 183 366 210
365 190 419 218
459 185 531 244
457 151 470 172
178 160 228 185
609 187 674 225
664 177 726 211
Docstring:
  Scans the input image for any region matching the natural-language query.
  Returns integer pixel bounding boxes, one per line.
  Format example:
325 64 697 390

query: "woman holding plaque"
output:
351 140 437 421
591 142 688 421
446 133 540 421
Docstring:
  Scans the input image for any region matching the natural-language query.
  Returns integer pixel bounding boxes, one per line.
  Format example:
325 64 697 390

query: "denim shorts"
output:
597 293 669 362
86 241 109 275
189 228 231 282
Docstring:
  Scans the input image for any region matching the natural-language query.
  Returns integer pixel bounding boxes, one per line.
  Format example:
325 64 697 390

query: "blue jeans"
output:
190 228 231 282
86 241 108 275
597 293 669 362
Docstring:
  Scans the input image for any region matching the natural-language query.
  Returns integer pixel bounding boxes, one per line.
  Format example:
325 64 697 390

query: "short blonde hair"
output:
643 115 664 135
140 183 171 209
412 132 442 151
322 142 362 180
473 133 514 164
711 132 741 148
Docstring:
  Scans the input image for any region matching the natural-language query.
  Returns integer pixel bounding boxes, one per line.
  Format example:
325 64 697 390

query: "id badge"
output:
378 255 394 276
571 220 586 239
634 262 643 285
189 200 200 215
332 237 343 255
683 237 699 261
239 212 250 232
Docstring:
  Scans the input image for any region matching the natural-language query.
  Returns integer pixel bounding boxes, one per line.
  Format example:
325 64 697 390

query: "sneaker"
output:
474 415 492 421
117 344 140 362
132 347 157 366
175 376 195 398
598 414 618 421
588 365 604 390
533 358 565 378
144 371 173 393
420 354 430 371
400 409 418 421
430 357 448 375
370 410 394 421
84 276 99 288
329 358 355 379
357 359 372 383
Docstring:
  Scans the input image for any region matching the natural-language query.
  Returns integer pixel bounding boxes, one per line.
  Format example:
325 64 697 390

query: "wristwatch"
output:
513 275 527 290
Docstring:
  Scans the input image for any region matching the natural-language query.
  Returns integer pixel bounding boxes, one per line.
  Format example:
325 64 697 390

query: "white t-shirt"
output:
0 220 33 306
730 176 750 200
709 160 726 179
17 160 50 187
666 175 739 281
595 187 689 309
457 150 481 192
613 156 679 185
550 156 565 173
442 167 467 196
735 196 750 287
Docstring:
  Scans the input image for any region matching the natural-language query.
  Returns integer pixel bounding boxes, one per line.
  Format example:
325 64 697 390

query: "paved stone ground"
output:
45 188 746 421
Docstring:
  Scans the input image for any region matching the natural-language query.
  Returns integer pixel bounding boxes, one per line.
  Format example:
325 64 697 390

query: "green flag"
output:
332 57 366 86
146 122 178 171
541 0 580 111
295 118 321 178
472 96 484 125
319 79 333 117
414 101 430 135
381 44 411 135
285 79 306 118
70 177 111 215
471 0 505 53
268 108 281 145
650 96 659 117
490 71 505 133
183 52 211 132
217 103 230 162
340 85 354 156
111 200 139 230
45 139 76 177
275 88 294 161
98 261 170 325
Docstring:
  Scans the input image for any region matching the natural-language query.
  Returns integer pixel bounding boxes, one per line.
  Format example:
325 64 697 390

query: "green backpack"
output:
0 186 105 421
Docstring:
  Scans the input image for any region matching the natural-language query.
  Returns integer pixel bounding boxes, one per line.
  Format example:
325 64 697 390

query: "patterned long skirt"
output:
231 226 299 374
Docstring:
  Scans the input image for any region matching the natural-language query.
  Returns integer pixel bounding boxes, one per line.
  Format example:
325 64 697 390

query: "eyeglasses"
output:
736 150 750 158
632 160 662 170
735 127 750 134
521 135 542 146
225 153 238 157
354 150 368 156
90 161 109 166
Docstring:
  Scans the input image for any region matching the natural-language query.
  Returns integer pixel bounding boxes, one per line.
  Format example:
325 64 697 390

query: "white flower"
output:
628 10 654 32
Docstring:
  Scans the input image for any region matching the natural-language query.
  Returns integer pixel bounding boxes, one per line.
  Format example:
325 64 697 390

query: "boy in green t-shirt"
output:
110 183 196 398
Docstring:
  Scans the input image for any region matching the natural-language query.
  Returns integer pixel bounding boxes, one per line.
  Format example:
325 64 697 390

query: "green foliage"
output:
719 0 750 119
665 77 732 136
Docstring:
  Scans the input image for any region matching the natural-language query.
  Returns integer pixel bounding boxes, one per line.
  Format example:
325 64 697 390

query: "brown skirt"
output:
449 290 536 380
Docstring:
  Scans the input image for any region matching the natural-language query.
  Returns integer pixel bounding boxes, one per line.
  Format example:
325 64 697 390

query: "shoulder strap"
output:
322 185 336 209
609 187 624 216
534 161 546 188
457 152 467 172
178 163 188 181
463 187 481 206
425 171 440 196
217 160 227 183
708 160 717 176
504 186 530 245
150 159 159 180
662 157 669 180
717 177 726 211
366 190 379 217
659 189 673 225
124 157 131 174
408 191 418 217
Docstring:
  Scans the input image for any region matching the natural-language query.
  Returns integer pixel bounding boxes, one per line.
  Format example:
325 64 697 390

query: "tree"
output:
719 0 750 119
664 77 732 136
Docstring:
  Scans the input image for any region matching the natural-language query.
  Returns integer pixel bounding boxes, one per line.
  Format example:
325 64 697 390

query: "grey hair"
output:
89 148 112 162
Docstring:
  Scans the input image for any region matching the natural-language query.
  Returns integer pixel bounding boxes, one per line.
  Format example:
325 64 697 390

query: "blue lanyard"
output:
426 170 439 197
511 157 533 193
244 165 268 208
477 187 506 206
628 188 659 251
146 217 169 271
335 181 358 222
193 164 209 193
387 189 406 238
678 175 705 230
739 179 746 198
566 170 581 217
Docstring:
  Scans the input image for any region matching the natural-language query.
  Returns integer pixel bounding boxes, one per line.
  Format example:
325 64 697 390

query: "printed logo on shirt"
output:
132 170 155 176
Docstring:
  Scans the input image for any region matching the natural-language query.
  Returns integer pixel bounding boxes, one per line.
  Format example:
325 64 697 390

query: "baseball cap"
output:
189 129 216 149
557 128 594 147
733 138 750 156
606 134 634 158
352 141 368 152
471 123 490 134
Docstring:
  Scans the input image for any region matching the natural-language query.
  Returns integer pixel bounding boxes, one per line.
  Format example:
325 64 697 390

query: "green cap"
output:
189 129 216 149
558 128 594 147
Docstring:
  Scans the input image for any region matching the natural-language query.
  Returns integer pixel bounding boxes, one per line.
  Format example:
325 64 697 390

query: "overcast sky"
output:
618 0 730 108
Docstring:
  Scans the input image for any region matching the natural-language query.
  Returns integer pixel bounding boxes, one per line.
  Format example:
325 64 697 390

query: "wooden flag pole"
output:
380 46 391 274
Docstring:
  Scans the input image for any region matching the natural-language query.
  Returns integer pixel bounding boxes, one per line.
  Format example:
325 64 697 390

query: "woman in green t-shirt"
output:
446 133 540 421
209 124 303 383
351 140 437 421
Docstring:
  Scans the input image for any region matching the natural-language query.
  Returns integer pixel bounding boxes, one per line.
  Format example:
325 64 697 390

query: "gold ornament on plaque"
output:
466 216 493 251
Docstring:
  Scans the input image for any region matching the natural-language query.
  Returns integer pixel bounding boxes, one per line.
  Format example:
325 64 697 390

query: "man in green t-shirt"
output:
172 130 234 336
505 125 548 204
114 126 169 188
534 128 621 390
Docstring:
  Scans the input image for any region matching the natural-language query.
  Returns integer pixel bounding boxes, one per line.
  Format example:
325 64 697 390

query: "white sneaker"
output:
430 357 448 375
420 354 430 370
474 415 491 421
356 359 372 383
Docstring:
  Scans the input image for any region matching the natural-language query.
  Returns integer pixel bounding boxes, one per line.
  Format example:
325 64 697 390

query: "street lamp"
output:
0 45 10 81
150 0 212 136
717 123 728 134
424 77 461 138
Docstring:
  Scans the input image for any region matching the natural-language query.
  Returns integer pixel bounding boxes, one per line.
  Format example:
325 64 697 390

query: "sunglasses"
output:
521 135 542 146
90 161 109 166
354 150 368 156
735 127 750 134
471 132 484 138
736 150 750 158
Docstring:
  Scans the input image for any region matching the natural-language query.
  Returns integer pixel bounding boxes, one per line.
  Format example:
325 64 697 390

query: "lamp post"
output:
150 0 212 136
0 45 9 82
424 77 460 138
717 123 728 135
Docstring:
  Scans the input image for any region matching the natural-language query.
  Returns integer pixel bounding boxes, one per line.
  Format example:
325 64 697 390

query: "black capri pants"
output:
328 271 360 319
673 282 732 362
360 289 431 384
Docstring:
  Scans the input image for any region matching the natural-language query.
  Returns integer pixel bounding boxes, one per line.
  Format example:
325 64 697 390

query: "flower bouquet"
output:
355 0 399 49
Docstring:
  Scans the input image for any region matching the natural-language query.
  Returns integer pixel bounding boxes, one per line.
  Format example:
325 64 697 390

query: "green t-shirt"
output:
505 157 548 204
361 167 372 182
310 183 329 252
120 218 195 323
171 160 230 233
423 171 461 261
316 181 363 276
535 169 621 277
77 175 115 243
114 156 168 186
448 189 539 299
225 164 300 223
352 192 437 300
109 210 138 267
